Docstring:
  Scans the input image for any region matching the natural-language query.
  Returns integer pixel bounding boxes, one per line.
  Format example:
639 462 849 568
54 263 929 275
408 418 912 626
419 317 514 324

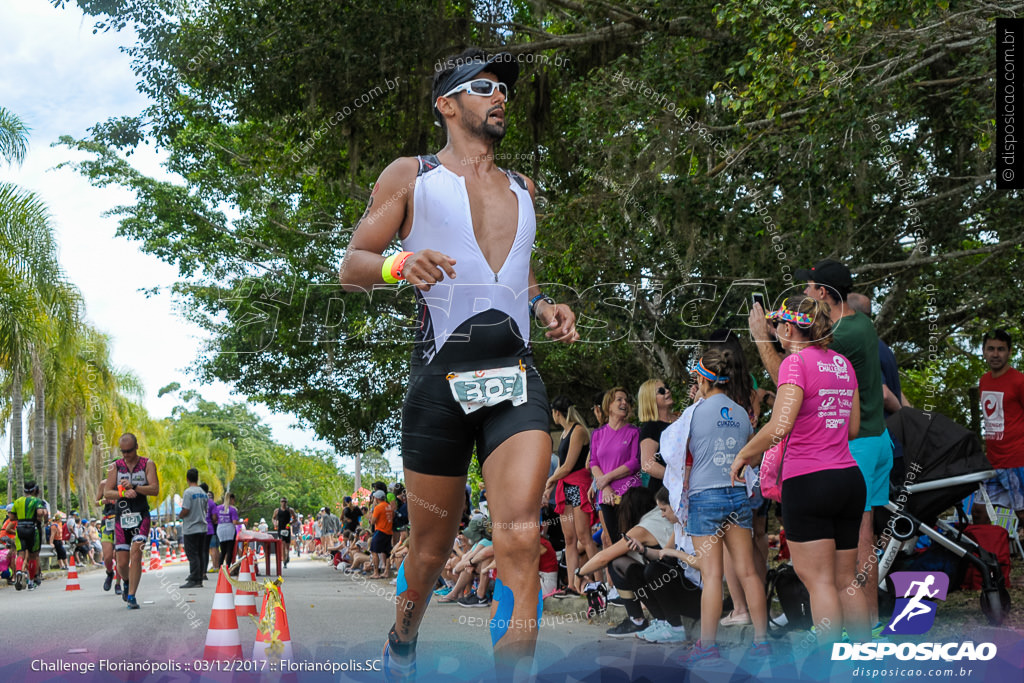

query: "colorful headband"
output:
766 297 813 327
692 359 729 383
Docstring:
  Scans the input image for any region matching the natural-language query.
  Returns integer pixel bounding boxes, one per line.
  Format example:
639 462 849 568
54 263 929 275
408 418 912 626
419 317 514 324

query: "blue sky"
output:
0 2 336 457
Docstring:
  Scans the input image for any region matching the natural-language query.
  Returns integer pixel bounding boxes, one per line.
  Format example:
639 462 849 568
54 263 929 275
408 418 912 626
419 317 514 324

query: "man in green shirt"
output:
797 259 893 633
12 481 49 591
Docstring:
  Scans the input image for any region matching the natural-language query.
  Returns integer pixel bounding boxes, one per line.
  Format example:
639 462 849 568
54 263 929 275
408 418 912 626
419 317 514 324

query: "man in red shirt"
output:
978 329 1024 528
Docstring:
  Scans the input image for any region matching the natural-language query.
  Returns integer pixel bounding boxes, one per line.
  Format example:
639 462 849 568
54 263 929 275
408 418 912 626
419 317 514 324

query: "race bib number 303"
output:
447 364 528 415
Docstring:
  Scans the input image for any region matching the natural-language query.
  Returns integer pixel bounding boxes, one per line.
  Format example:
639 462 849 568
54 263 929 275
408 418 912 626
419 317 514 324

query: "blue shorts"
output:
849 430 894 511
686 486 752 537
984 467 1024 511
370 531 393 554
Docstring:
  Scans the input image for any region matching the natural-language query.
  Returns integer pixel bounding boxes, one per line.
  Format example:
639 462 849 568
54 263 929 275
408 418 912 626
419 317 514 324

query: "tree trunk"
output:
11 362 24 496
59 427 74 511
354 451 361 493
47 417 58 508
31 349 45 486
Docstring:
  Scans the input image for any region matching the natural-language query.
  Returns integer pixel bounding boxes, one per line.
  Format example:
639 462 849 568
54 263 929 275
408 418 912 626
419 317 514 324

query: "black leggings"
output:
639 559 702 626
609 553 703 625
600 504 621 544
219 538 236 568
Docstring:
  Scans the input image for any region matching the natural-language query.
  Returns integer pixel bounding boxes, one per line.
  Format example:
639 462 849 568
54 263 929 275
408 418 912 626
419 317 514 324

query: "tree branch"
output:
853 232 1024 274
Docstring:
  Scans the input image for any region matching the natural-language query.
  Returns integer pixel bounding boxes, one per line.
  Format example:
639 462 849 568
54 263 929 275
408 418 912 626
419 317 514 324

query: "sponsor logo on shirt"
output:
716 406 743 428
981 390 1005 440
817 354 851 381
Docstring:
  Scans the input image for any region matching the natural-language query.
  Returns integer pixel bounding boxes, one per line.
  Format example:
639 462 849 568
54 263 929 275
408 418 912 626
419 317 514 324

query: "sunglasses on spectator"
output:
657 386 671 395
441 79 509 100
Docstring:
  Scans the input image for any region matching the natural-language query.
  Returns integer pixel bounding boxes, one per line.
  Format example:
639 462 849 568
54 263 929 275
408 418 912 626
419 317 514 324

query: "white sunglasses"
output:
440 78 509 100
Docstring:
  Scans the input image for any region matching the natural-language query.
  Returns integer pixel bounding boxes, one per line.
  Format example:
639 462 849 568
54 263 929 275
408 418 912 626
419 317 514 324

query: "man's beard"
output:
460 104 507 142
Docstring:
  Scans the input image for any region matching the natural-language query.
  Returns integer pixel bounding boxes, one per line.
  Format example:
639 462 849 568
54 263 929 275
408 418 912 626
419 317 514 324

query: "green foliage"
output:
56 0 1023 460
162 392 351 520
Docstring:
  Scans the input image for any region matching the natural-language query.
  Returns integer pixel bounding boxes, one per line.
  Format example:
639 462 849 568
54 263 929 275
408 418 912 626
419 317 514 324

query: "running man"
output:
97 481 123 594
271 498 296 568
339 48 578 681
887 575 939 630
12 482 48 591
103 433 159 610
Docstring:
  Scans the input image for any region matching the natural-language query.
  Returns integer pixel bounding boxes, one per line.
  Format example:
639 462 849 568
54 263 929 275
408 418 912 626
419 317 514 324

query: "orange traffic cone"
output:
234 554 258 617
149 540 163 571
203 569 244 660
178 544 187 563
252 585 293 663
164 543 174 564
65 555 81 591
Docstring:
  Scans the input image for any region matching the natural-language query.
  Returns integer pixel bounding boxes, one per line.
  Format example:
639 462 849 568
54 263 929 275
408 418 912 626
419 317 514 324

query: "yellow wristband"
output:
381 251 413 284
381 254 400 284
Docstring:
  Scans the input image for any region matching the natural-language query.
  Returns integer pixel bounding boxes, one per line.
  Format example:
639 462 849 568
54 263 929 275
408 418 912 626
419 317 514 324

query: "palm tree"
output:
0 107 28 165
0 107 64 499
0 268 41 499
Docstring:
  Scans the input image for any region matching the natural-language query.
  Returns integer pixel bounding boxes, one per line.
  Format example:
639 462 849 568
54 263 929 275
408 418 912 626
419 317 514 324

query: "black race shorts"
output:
370 531 393 554
402 364 550 477
781 466 866 550
15 522 41 554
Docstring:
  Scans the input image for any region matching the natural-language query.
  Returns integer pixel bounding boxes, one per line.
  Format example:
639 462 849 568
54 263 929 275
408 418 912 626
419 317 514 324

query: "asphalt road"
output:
3 556 1020 682
0 555 757 682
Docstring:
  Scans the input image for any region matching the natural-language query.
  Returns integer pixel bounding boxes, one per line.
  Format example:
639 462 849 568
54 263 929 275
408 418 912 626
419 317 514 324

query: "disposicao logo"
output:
832 572 997 662
885 571 947 635
720 407 733 421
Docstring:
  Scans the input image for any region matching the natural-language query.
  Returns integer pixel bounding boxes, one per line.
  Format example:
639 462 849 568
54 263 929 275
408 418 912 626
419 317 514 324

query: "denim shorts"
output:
686 486 752 537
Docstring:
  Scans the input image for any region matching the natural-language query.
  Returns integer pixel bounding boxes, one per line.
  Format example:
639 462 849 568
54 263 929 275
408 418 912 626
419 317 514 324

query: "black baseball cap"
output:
795 259 852 297
432 52 519 127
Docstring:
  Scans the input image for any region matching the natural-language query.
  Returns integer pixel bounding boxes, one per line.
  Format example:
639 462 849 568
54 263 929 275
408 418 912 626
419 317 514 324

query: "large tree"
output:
57 0 1022 444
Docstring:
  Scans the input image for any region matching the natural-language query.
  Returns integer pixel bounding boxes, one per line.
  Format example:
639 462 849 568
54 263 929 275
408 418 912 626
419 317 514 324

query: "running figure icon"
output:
888 575 939 629
883 571 949 635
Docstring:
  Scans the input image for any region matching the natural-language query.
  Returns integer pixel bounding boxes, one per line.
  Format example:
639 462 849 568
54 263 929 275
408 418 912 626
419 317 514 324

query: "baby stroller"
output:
876 407 1011 625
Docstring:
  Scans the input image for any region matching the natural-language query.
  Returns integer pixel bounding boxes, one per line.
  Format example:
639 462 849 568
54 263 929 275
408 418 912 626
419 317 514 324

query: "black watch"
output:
574 567 582 577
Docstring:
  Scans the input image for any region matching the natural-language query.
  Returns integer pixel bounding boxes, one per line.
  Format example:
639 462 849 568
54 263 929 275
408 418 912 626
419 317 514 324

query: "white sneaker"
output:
638 620 687 643
607 586 621 601
635 619 669 641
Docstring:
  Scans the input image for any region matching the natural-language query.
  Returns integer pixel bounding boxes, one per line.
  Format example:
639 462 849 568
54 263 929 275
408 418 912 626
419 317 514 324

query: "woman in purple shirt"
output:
215 493 239 569
589 387 641 542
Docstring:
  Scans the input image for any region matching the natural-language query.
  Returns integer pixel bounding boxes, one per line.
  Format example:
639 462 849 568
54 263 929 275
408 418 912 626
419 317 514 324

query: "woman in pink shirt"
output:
730 294 869 644
589 387 641 543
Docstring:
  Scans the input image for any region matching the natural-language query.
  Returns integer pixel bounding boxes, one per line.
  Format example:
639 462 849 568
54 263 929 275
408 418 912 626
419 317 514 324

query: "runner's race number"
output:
447 365 527 415
120 512 143 529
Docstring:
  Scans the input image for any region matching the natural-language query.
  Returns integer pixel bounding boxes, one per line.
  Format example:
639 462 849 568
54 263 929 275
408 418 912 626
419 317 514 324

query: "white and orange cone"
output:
149 540 163 571
164 543 174 564
178 544 187 564
203 569 244 660
249 548 260 577
234 554 258 618
252 585 293 663
65 555 81 591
